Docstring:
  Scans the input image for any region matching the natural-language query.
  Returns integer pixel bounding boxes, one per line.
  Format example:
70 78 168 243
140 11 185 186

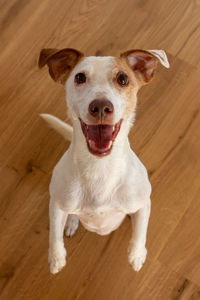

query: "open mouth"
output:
79 118 123 156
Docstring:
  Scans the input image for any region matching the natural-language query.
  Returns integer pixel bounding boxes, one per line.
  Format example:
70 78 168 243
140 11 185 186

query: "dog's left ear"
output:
120 49 169 85
38 48 84 84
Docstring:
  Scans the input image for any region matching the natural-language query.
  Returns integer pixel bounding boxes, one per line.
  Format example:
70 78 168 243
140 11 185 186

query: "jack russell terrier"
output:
38 48 169 274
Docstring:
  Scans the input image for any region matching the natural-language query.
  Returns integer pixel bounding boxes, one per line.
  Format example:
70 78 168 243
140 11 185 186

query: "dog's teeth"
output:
112 126 115 131
108 141 112 149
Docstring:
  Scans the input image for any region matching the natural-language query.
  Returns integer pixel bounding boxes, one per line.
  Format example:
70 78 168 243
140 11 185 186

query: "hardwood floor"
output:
0 0 200 299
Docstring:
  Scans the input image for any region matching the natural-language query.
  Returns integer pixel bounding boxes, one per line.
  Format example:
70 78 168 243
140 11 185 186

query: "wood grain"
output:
0 0 200 299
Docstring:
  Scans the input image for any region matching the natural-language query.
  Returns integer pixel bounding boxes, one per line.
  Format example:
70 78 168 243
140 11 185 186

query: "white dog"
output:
38 48 169 274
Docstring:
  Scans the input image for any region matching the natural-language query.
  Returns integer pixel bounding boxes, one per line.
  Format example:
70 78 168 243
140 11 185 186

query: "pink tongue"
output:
87 125 113 149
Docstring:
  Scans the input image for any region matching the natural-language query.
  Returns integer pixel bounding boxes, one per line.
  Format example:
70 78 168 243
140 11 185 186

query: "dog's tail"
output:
40 114 73 141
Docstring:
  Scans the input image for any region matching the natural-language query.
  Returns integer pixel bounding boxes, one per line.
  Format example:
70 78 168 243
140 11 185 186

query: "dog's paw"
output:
65 214 79 237
128 246 147 272
48 242 67 274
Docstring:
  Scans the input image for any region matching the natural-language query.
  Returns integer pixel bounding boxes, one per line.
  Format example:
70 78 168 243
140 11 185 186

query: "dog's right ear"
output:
38 48 84 84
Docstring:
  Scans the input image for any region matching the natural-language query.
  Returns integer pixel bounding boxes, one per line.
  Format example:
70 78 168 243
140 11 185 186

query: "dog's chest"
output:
74 189 136 235
73 179 149 234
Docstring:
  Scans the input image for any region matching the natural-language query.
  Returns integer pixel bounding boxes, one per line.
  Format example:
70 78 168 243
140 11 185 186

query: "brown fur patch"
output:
113 57 139 120
38 48 84 84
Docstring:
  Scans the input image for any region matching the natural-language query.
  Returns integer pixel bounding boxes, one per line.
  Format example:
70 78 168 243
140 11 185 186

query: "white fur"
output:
43 51 169 273
147 49 170 68
40 113 73 141
65 214 79 237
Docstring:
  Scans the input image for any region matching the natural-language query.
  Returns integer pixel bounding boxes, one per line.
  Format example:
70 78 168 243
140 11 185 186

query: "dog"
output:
38 48 169 274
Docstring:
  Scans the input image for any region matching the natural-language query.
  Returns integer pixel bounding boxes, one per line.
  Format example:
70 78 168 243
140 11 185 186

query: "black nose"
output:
88 99 114 120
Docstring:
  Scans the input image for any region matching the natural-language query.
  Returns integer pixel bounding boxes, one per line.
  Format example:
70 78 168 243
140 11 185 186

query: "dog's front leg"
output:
49 199 68 274
128 200 151 272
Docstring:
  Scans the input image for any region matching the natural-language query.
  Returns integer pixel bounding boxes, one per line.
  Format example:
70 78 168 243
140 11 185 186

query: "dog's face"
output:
39 48 169 156
65 56 140 156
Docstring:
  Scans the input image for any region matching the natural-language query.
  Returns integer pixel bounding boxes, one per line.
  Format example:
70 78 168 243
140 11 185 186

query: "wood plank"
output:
159 188 200 286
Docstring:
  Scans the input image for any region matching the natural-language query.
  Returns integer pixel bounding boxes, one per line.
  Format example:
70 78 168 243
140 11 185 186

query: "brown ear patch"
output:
38 48 59 68
38 48 84 84
120 50 158 84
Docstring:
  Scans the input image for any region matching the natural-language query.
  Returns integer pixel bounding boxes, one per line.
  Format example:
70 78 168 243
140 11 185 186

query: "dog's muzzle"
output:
79 99 122 156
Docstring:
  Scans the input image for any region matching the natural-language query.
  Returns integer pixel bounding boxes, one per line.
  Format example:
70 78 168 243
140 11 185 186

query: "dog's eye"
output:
75 73 86 84
116 72 129 86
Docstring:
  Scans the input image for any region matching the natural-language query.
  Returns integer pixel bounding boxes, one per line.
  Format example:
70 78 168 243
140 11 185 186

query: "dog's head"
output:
39 48 169 156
